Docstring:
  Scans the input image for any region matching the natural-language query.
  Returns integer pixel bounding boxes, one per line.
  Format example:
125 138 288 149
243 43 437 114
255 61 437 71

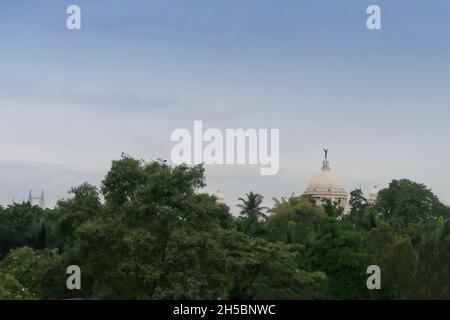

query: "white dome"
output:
368 185 380 204
303 159 347 197
212 190 225 204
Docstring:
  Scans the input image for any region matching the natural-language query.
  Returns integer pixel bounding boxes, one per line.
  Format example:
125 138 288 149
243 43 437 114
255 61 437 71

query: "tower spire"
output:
39 190 45 209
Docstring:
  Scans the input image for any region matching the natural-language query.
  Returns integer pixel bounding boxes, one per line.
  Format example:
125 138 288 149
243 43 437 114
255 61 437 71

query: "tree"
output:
375 179 450 231
265 197 325 245
350 188 367 213
306 216 370 299
39 158 236 299
364 223 418 299
416 218 450 299
236 192 268 236
237 192 268 220
101 153 146 208
0 203 51 258
345 188 378 231
0 247 57 299
55 182 103 246
322 199 344 218
0 272 33 300
270 193 297 213
222 230 325 299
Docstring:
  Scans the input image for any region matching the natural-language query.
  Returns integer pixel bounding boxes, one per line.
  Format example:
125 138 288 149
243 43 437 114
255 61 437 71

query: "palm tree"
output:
270 193 298 213
237 192 268 221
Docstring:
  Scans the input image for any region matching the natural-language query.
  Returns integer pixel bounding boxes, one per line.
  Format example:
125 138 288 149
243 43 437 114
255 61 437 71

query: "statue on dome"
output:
323 148 328 159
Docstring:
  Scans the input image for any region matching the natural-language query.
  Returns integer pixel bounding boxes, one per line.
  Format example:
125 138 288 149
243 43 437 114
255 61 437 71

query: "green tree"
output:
55 182 103 246
346 188 378 230
376 179 450 231
236 192 268 236
0 247 57 299
265 196 324 245
0 272 33 300
237 192 268 220
322 199 344 218
416 218 450 299
349 188 367 214
42 158 234 299
0 203 51 258
364 223 418 299
101 153 147 208
222 230 325 299
306 216 370 299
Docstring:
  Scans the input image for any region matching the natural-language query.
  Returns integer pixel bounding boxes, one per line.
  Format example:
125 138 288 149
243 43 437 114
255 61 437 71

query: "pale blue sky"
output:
1 1 450 209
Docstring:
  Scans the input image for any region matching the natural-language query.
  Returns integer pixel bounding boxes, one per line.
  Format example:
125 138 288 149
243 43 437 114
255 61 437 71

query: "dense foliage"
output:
0 155 448 299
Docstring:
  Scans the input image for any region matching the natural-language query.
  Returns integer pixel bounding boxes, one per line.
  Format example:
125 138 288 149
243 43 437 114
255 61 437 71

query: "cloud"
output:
0 83 182 114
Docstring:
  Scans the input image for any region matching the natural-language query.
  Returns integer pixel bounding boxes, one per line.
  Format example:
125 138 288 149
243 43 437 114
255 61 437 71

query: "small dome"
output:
212 190 225 204
368 185 380 204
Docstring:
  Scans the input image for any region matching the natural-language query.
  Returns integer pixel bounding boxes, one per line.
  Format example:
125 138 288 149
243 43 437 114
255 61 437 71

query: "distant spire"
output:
39 190 45 209
323 148 328 160
27 190 32 203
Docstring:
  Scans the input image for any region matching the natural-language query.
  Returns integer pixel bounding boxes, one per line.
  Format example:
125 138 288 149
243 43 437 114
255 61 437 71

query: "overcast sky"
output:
1 0 450 211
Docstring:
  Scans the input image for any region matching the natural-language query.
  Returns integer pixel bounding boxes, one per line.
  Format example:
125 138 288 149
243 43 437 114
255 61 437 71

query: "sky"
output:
1 0 450 211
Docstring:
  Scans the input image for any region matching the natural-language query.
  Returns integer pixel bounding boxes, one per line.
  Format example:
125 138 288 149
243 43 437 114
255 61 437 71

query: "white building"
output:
368 185 381 204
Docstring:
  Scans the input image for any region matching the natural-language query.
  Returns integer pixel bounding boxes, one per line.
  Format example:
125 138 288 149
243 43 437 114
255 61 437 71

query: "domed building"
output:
368 185 381 204
212 190 225 205
303 149 348 212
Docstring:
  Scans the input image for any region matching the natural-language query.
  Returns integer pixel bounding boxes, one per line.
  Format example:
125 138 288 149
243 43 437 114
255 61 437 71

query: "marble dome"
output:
303 151 348 211
303 159 347 197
